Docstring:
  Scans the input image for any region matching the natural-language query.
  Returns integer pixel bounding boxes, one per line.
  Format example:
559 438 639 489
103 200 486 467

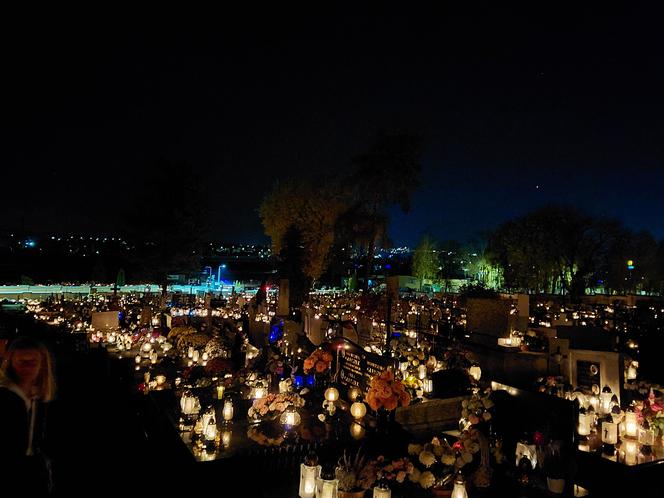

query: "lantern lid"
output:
602 385 612 393
303 450 318 466
454 470 465 485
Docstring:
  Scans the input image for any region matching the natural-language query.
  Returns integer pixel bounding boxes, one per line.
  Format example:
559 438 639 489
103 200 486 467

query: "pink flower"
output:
396 471 407 483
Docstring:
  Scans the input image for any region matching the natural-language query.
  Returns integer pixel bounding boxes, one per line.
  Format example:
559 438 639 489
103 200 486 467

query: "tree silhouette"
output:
343 132 423 289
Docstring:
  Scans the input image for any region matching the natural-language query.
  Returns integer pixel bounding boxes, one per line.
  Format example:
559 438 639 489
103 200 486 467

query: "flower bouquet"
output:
303 348 333 375
248 392 305 423
366 369 411 412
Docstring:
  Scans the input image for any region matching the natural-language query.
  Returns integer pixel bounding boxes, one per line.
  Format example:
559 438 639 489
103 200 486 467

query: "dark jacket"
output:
0 384 51 495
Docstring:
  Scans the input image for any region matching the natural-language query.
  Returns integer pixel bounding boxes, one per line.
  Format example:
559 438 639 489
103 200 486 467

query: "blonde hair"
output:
1 337 56 402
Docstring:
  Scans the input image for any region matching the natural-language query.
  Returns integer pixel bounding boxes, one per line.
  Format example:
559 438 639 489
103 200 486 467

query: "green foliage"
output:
412 235 439 283
487 205 623 297
259 180 344 282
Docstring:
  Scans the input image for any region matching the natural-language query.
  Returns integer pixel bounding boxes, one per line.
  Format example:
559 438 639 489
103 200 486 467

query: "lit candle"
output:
204 416 217 441
223 399 234 421
216 385 225 399
423 378 433 394
578 411 591 436
299 462 320 498
625 411 638 438
187 346 194 358
602 421 618 445
192 350 200 363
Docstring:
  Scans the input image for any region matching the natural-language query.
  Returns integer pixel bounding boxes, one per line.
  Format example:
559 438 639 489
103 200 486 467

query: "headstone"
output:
91 311 119 331
548 337 570 378
278 279 289 316
569 349 621 398
356 317 373 346
516 294 529 332
140 306 152 326
304 310 324 346
341 321 359 343
337 338 396 392
466 297 512 337
283 320 302 346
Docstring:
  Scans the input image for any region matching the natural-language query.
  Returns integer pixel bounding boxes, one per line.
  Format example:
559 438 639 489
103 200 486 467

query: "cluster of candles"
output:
298 452 468 498
186 346 209 367
576 386 656 464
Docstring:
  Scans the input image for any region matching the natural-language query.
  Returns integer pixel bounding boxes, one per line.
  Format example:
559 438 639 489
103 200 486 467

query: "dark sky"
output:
3 6 663 246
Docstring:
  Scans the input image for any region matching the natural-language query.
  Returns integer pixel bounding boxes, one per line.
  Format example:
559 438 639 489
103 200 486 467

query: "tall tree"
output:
412 235 439 288
259 179 344 300
344 132 423 289
487 205 624 299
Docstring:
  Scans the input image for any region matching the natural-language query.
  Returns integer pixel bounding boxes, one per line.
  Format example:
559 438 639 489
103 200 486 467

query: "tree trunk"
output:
362 232 378 291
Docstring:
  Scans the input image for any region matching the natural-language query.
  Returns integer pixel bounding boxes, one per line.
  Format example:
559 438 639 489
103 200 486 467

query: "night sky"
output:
3 6 663 246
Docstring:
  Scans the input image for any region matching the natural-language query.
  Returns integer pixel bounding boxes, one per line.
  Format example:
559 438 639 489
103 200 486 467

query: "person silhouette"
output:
0 336 56 496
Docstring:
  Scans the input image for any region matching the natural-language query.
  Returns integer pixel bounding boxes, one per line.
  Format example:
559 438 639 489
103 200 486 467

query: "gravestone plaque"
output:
337 338 396 392
576 360 601 391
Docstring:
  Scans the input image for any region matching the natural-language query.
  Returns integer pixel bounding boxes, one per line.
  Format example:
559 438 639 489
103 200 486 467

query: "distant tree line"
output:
409 205 664 299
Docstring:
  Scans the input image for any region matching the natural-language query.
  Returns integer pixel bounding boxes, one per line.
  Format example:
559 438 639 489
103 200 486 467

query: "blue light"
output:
268 322 284 344
385 264 392 269
25 240 36 247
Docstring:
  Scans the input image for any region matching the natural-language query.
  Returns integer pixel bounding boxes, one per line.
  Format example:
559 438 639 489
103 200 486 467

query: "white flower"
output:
408 444 423 455
462 452 473 463
419 471 436 489
441 453 456 466
419 451 436 467
461 400 468 408
482 412 492 421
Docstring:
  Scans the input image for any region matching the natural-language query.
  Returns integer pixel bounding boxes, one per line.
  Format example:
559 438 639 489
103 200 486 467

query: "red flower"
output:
533 431 546 445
